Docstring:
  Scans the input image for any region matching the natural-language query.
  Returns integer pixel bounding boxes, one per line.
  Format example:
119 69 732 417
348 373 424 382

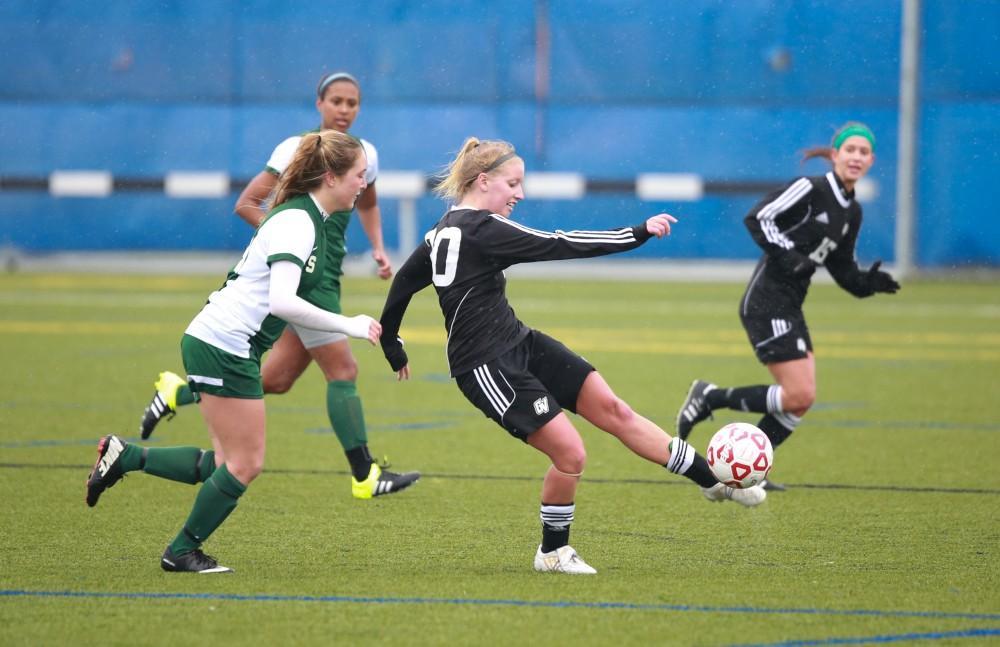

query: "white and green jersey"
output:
265 132 378 185
185 193 328 359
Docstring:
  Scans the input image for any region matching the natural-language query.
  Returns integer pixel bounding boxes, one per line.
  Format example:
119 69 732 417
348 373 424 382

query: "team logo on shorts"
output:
533 396 550 416
797 338 807 352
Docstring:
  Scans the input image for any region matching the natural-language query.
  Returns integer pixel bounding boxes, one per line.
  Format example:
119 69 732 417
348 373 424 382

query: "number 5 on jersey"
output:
808 237 838 265
428 226 462 287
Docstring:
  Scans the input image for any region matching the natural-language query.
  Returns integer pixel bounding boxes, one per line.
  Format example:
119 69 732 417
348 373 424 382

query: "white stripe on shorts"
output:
473 365 511 417
187 374 223 387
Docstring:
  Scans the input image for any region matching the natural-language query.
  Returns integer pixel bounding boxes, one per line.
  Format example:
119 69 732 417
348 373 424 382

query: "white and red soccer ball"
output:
706 422 773 489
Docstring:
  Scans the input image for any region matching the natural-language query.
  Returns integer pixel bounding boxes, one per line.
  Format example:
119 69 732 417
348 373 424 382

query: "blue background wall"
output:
0 1 997 267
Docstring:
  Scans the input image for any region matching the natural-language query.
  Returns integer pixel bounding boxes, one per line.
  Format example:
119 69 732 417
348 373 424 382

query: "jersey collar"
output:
825 172 853 208
308 192 331 220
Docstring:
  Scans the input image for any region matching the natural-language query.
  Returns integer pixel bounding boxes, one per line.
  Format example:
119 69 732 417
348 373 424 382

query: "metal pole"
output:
895 0 920 277
398 197 418 259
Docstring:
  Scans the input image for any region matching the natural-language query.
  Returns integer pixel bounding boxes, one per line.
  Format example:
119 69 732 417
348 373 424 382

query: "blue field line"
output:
1 461 998 495
731 627 1000 646
809 420 1000 432
2 589 999 623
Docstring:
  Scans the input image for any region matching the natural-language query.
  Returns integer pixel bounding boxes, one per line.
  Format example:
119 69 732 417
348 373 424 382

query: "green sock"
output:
119 444 146 473
326 380 368 452
176 384 196 407
169 463 246 556
143 447 216 484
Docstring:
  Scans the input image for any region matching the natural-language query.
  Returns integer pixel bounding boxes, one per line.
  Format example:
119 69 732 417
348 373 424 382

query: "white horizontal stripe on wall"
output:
49 171 113 197
635 173 703 201
376 171 426 199
165 171 230 198
855 178 878 202
523 172 586 200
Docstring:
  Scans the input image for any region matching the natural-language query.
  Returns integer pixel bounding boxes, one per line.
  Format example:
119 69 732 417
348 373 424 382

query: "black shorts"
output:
454 330 595 440
740 309 813 364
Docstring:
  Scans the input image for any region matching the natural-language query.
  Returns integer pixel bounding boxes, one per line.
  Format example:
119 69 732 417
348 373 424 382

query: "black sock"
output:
757 413 797 448
345 445 374 481
665 438 718 488
540 503 574 552
706 385 770 413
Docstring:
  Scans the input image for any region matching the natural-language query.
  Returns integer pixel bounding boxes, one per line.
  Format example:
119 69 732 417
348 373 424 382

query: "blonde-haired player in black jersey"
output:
379 137 767 575
86 131 381 573
676 122 900 491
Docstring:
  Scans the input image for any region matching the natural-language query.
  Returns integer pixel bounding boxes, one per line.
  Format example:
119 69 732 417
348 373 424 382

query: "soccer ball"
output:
706 422 773 489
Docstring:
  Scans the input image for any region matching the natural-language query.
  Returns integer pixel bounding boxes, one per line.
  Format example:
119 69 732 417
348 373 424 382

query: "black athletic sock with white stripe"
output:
665 438 718 488
757 413 800 449
540 502 574 553
706 385 770 413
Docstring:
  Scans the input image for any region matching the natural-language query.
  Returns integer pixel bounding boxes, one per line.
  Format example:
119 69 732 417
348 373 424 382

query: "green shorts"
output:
180 334 264 399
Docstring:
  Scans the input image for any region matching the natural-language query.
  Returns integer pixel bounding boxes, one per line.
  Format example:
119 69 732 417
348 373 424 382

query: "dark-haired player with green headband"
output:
139 72 419 499
675 122 900 491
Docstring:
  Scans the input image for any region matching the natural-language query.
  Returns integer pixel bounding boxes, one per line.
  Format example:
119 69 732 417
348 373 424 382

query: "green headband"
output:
832 124 875 151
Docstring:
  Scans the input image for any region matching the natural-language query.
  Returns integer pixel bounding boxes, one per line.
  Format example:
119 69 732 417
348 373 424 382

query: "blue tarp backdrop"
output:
0 1 997 267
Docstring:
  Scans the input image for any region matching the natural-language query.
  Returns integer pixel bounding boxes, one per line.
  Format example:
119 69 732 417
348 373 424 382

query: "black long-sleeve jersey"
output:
380 207 653 376
743 170 875 313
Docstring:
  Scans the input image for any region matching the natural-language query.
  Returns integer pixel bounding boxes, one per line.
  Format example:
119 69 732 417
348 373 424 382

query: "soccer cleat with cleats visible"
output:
676 379 717 440
533 545 597 575
140 371 187 439
701 482 767 507
160 546 232 574
351 461 420 499
86 434 127 507
761 478 787 492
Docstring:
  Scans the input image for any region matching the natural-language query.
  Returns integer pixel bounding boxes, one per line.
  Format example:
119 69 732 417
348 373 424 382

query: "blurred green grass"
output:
1 272 998 646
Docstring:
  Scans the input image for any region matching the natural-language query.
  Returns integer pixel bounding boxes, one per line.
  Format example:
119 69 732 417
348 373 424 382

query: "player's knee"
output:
326 359 359 382
227 456 264 484
262 372 295 395
555 448 586 476
783 384 815 414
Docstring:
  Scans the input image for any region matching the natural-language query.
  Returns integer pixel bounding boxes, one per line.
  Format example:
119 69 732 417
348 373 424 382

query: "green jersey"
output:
185 193 337 359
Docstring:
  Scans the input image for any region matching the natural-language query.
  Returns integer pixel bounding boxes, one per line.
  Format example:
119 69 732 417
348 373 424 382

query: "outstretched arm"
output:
270 261 381 344
485 213 677 265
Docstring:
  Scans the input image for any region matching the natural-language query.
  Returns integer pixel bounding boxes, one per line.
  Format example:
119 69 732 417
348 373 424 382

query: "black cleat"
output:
352 462 420 499
676 379 716 440
161 546 232 573
139 371 186 439
86 434 127 507
761 479 787 492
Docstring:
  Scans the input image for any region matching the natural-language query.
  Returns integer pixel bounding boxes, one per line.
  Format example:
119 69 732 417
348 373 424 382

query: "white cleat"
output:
701 482 767 507
533 545 597 575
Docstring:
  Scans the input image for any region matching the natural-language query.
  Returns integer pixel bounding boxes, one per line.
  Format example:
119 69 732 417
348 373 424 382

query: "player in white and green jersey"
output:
86 131 383 573
138 72 419 500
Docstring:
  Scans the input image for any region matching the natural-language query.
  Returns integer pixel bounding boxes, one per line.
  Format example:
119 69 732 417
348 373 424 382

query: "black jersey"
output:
743 170 874 312
380 207 653 376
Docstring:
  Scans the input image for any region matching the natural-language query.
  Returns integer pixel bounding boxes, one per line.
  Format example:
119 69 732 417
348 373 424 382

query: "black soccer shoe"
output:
161 546 233 574
676 379 716 440
86 434 127 508
351 462 421 499
139 371 186 439
761 478 787 492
